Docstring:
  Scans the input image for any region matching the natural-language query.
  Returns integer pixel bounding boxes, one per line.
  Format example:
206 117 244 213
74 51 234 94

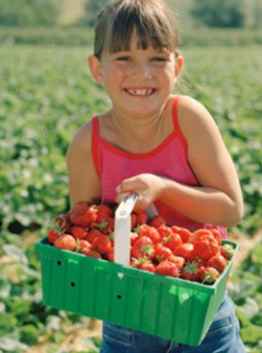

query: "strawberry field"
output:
0 42 262 353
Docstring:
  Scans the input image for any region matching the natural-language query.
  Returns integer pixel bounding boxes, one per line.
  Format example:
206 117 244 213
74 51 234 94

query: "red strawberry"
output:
48 229 60 244
158 225 174 239
97 204 113 218
198 266 220 284
104 249 114 261
131 236 154 259
162 232 183 252
94 216 114 234
181 260 202 281
167 255 185 270
138 224 161 244
78 239 92 253
130 232 139 246
55 213 71 232
172 226 192 243
135 210 148 225
54 234 76 251
155 260 180 277
83 249 102 258
207 253 227 273
70 226 88 239
133 258 156 273
173 243 194 260
70 202 98 227
154 244 173 262
191 229 214 243
131 213 137 228
192 235 219 261
86 229 103 244
92 234 113 254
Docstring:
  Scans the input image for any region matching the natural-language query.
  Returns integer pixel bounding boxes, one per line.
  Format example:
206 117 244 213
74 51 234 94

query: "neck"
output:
109 104 169 144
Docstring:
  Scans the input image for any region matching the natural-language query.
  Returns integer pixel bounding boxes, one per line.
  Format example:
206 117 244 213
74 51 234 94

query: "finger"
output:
117 177 145 194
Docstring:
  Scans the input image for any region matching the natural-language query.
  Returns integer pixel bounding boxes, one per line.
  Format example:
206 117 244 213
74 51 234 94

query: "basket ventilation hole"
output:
57 260 62 266
70 281 76 287
117 294 122 300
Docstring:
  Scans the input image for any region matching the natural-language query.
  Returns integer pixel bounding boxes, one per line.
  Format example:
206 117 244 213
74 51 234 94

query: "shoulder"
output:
66 120 93 164
175 95 223 147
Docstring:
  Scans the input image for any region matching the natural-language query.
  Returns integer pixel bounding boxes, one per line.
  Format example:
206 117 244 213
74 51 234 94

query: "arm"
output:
116 97 244 227
66 122 101 207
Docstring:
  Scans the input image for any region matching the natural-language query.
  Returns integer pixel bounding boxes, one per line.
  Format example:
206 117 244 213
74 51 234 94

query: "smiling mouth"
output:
124 88 156 97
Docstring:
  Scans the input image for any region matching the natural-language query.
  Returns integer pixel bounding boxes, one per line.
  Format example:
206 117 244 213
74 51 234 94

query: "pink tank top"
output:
91 96 227 235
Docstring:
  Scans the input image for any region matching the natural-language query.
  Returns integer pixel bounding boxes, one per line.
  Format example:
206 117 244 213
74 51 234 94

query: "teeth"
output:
125 88 154 96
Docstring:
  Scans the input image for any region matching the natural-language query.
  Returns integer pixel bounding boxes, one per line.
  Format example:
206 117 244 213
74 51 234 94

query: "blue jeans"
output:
100 295 246 353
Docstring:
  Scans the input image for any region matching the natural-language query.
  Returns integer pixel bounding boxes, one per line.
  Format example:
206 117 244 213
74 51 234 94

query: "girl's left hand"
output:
115 173 166 211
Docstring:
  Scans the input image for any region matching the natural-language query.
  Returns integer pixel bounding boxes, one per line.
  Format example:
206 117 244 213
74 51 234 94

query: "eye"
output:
115 56 130 61
152 57 168 62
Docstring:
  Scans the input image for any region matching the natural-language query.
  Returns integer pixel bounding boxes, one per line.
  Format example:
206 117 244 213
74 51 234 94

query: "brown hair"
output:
94 0 179 59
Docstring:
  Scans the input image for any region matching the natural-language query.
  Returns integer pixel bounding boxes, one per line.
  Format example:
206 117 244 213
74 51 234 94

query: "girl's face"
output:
89 32 183 118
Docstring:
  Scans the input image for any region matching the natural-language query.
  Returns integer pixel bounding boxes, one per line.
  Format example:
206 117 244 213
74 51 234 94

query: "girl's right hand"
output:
115 173 166 212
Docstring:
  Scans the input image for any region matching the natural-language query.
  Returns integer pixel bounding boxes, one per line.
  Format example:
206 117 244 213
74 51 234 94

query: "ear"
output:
87 55 104 84
175 54 184 78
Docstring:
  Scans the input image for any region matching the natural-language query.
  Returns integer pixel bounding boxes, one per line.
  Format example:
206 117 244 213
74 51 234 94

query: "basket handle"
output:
113 193 158 266
114 193 138 266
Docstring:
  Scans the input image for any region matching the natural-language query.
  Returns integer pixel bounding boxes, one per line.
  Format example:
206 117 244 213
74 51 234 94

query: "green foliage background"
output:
0 1 262 352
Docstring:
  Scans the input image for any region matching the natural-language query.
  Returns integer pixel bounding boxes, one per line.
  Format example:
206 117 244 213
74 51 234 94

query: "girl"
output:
66 0 246 352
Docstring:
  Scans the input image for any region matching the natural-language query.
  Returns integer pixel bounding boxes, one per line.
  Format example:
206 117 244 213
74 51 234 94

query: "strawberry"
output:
130 232 139 246
209 228 223 244
162 232 183 252
207 253 227 273
149 216 166 228
198 266 220 284
181 260 202 281
155 260 180 277
70 226 88 239
94 216 114 234
173 243 194 260
131 213 137 228
96 204 113 218
192 234 219 261
135 210 148 225
54 234 76 251
70 202 98 227
131 236 154 259
191 229 214 243
221 243 235 260
158 225 174 239
78 239 92 253
167 255 185 270
48 229 60 244
133 258 156 273
171 226 192 243
55 213 71 232
92 234 113 254
154 243 173 263
138 224 161 244
104 249 114 261
86 229 103 244
83 249 102 258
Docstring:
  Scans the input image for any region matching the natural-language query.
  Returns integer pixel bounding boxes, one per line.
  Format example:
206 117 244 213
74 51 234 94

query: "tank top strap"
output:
91 117 102 177
172 95 188 154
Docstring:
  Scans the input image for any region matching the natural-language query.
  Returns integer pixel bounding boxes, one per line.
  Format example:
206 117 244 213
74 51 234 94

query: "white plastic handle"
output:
113 193 159 266
113 193 138 266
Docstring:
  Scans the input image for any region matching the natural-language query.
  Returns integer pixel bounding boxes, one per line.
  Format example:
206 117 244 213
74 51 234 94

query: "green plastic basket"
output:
36 238 238 346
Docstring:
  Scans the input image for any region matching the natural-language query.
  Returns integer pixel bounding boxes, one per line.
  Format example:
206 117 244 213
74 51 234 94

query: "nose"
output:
129 62 153 79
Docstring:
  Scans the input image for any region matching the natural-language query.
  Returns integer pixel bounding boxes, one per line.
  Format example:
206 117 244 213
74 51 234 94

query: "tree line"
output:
0 0 261 28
